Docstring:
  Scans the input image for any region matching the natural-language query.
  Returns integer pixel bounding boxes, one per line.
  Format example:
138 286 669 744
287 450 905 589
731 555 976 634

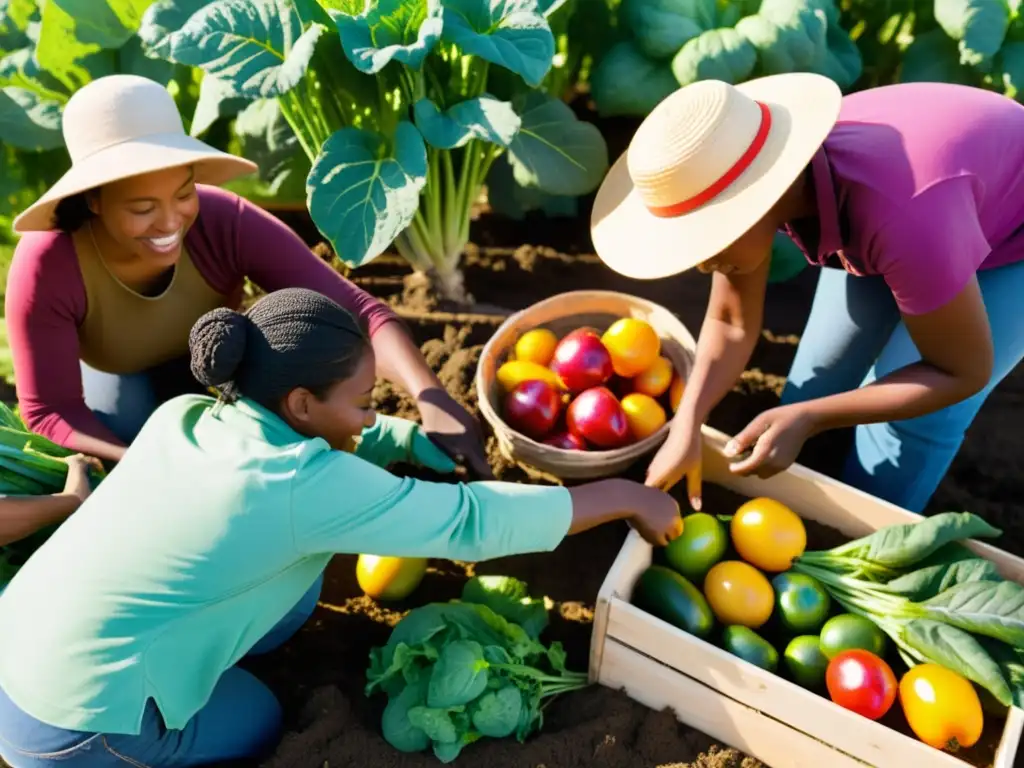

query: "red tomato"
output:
825 649 897 720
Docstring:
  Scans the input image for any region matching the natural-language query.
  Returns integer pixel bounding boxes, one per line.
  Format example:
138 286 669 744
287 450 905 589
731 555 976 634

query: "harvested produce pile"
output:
634 499 1022 756
497 319 684 449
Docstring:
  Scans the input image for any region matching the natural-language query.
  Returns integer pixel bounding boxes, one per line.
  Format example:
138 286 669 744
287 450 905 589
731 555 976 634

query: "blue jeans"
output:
81 357 207 445
780 262 1024 513
0 574 323 767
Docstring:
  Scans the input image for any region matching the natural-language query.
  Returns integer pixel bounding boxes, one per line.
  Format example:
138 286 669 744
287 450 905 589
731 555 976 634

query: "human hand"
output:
645 416 703 510
725 404 817 479
416 387 494 479
627 485 684 547
62 454 103 505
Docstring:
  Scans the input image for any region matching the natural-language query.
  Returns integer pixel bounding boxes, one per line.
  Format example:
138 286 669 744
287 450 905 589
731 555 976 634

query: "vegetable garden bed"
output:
218 199 1024 768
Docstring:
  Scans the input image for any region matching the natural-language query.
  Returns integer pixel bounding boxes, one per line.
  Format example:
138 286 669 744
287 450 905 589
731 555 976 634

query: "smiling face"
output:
280 346 379 452
87 165 199 269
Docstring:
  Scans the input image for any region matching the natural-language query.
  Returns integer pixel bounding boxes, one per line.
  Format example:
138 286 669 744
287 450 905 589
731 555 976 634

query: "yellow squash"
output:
356 555 428 601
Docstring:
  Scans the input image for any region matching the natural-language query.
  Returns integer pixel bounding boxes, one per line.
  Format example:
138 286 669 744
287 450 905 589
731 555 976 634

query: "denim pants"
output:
81 356 207 445
0 574 323 767
780 261 1024 513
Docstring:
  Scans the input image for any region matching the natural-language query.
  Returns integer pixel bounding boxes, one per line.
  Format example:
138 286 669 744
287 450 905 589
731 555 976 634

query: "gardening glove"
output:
355 415 458 473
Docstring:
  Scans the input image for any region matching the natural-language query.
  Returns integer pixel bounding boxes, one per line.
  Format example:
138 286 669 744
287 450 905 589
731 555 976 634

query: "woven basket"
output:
476 291 697 481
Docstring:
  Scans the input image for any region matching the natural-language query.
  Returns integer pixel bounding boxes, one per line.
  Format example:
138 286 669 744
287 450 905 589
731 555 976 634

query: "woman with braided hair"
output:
0 288 683 767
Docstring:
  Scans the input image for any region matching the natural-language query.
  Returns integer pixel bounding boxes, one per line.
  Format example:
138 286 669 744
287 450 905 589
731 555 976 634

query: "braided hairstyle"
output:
188 288 369 410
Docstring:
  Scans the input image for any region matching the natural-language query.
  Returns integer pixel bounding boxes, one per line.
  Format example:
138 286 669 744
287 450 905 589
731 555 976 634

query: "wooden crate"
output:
589 424 1024 768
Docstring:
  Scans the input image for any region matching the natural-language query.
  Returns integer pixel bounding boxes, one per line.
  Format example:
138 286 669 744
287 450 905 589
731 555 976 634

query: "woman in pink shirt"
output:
5 75 490 475
591 74 1024 514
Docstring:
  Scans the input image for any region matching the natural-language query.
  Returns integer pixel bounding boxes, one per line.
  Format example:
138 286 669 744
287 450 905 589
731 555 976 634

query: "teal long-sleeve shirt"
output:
0 395 572 735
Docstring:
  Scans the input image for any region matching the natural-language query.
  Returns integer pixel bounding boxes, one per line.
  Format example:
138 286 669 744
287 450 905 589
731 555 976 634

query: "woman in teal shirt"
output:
0 288 682 767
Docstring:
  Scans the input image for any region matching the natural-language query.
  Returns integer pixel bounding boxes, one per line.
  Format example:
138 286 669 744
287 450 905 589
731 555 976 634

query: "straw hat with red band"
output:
590 73 843 281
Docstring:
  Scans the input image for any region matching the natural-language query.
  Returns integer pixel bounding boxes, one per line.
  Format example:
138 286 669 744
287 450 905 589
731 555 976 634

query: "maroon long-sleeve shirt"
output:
5 184 398 448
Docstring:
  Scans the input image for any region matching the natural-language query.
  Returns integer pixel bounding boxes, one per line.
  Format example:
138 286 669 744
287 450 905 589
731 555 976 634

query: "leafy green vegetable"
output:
622 0 714 60
589 40 676 117
461 575 549 639
366 586 588 763
884 557 1002 601
921 580 1024 647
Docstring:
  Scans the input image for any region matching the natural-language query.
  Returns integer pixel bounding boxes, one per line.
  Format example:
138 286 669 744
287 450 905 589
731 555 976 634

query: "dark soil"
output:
242 187 1024 768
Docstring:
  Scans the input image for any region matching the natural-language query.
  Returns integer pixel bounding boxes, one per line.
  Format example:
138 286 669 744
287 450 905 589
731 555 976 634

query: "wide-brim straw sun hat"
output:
590 73 843 280
14 74 258 233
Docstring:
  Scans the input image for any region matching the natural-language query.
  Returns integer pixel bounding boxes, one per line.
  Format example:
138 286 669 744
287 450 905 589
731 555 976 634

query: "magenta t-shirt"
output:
4 185 398 449
784 82 1024 316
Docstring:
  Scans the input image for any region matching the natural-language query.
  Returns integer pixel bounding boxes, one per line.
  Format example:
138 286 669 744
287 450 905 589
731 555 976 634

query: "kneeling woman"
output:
0 288 681 767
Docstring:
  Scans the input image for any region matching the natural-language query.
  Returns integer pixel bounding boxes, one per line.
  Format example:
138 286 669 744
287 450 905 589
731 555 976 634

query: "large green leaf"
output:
0 47 68 103
900 28 976 84
116 35 174 84
934 0 1010 70
413 95 519 149
817 18 862 90
922 580 1024 647
505 91 607 196
590 40 677 117
44 0 156 50
485 153 578 220
307 121 427 268
138 0 214 61
332 0 443 74
440 0 554 87
672 27 757 86
0 0 36 53
34 1 118 91
0 86 63 150
190 72 250 136
622 0 715 60
735 4 828 75
172 0 326 98
998 40 1024 99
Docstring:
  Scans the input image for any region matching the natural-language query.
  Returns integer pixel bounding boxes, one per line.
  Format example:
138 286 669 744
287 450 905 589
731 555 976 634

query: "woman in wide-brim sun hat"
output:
591 72 1024 515
5 74 491 475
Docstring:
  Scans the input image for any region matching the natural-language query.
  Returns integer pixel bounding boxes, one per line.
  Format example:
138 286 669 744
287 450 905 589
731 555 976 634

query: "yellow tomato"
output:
496 360 562 392
703 560 775 629
356 555 428 601
731 497 807 572
899 664 984 750
515 328 558 367
601 318 661 378
632 356 674 397
669 373 685 413
621 393 666 441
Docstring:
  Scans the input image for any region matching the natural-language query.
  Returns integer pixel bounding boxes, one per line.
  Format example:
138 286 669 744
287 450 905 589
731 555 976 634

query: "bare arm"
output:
0 494 80 546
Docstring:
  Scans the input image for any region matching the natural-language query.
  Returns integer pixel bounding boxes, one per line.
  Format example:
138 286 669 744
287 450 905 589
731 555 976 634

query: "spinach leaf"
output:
428 640 490 708
546 641 569 674
381 677 431 753
979 638 1024 709
366 641 437 696
462 575 550 640
921 580 1024 647
408 705 461 744
901 618 1011 706
472 684 524 738
885 558 1002 601
832 512 1001 568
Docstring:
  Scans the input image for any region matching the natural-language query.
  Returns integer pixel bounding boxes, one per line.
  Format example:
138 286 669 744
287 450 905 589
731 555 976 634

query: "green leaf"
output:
138 0 214 61
407 705 461 743
901 618 1012 706
414 95 520 149
505 91 608 196
46 0 156 50
998 40 1024 99
672 27 757 86
428 639 490 708
590 40 676 117
979 637 1024 708
332 0 443 74
485 153 579 221
307 121 427 268
471 684 523 737
831 512 1002 568
433 738 470 763
900 28 976 84
735 5 828 75
818 17 862 90
381 677 432 753
0 0 36 53
934 0 1010 70
440 0 554 87
35 1 117 92
0 47 68 103
461 575 549 639
171 0 326 98
0 86 63 150
622 0 715 60
922 580 1024 647
191 72 250 136
885 558 1002 601
546 640 568 674
116 35 174 84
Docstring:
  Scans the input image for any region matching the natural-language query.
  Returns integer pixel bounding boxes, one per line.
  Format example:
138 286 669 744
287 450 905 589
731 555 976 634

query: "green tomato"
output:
663 512 728 582
772 572 831 634
783 635 830 690
819 614 887 660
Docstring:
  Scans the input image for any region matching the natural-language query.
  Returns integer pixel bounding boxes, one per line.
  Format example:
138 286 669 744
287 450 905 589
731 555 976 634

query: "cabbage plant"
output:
590 0 863 117
155 0 608 300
